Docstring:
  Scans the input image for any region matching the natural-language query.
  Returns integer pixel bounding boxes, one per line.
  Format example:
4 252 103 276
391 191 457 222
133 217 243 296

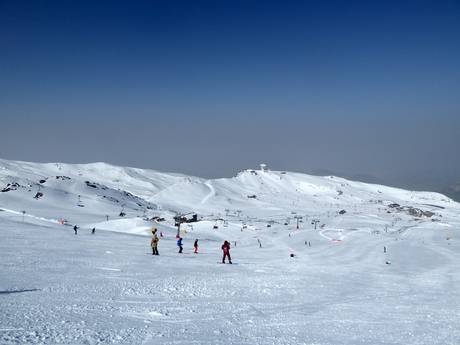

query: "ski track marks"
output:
200 181 215 205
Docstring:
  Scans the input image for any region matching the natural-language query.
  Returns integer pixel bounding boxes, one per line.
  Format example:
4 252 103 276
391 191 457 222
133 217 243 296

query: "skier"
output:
91 227 96 234
150 228 159 255
73 225 78 235
177 237 183 253
221 240 232 264
193 239 199 254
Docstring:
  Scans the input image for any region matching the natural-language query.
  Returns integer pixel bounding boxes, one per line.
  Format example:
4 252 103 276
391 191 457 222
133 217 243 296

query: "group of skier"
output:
73 225 96 235
150 228 232 264
70 225 232 263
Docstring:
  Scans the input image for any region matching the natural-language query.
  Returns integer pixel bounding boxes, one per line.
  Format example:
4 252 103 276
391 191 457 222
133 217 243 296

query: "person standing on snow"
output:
151 228 159 255
221 240 232 264
73 225 78 235
177 237 183 253
193 239 199 254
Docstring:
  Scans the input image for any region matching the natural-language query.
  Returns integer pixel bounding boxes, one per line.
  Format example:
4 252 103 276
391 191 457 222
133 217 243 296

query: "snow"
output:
1 159 460 344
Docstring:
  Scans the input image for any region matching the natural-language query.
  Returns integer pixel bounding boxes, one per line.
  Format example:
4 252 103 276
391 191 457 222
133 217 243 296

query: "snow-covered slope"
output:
1 157 458 259
0 158 456 229
1 159 459 344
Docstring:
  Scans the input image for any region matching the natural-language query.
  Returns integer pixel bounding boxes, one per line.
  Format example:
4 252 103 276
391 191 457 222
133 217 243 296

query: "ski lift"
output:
77 194 84 207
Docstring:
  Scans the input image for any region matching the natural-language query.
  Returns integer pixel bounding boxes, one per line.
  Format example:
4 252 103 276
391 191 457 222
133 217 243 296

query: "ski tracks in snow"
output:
319 228 346 242
200 181 215 205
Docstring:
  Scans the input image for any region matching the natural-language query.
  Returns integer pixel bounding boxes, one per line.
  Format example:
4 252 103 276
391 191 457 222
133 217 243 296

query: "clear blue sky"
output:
1 1 459 191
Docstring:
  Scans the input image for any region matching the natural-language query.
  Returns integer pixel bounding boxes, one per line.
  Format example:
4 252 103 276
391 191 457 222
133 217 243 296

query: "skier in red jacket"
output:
221 240 232 264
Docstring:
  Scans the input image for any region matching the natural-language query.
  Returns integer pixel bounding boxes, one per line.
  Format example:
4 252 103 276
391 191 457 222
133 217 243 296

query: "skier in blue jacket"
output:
177 237 183 254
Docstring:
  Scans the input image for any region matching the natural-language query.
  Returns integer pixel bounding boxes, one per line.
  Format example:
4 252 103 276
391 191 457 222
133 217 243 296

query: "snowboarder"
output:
193 239 199 254
73 225 78 235
177 237 183 253
91 227 96 234
221 240 232 264
151 228 159 255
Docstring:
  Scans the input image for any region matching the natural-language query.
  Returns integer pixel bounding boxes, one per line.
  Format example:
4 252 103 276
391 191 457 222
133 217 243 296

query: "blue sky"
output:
1 0 459 192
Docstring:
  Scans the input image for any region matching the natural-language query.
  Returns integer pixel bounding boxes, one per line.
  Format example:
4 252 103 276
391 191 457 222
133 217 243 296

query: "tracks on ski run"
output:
200 181 215 205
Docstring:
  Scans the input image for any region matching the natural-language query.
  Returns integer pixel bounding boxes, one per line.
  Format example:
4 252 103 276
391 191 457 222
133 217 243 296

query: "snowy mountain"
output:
1 158 459 344
0 158 456 233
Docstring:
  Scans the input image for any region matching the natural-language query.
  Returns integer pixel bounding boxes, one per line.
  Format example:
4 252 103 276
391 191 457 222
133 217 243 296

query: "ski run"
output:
1 159 459 345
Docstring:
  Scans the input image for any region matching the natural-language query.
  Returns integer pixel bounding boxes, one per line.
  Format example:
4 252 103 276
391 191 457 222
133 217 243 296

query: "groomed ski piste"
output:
0 159 459 345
